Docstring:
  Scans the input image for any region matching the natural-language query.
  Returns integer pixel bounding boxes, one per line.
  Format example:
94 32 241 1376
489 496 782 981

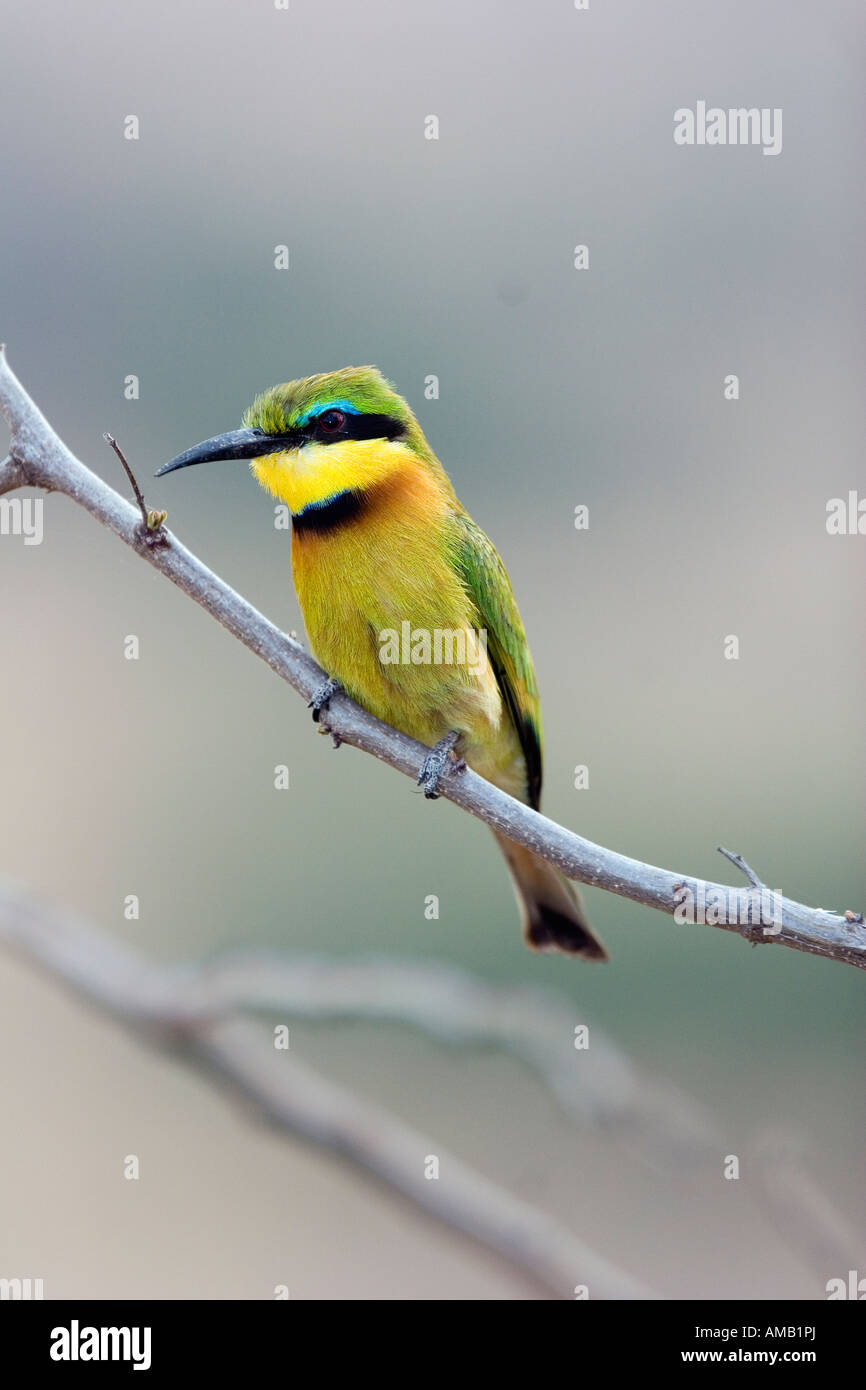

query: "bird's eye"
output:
318 409 346 433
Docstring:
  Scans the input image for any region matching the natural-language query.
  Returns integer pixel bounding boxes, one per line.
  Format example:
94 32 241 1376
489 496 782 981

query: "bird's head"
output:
157 366 449 515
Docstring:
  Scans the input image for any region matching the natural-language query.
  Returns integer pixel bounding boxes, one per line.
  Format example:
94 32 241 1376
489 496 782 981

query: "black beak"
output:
156 427 299 477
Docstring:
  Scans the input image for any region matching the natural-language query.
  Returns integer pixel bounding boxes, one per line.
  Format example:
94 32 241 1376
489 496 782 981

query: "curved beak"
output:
156 427 299 477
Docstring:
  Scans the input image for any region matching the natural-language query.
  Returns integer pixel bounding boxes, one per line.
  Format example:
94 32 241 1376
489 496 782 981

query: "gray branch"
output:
1 344 863 970
0 882 652 1300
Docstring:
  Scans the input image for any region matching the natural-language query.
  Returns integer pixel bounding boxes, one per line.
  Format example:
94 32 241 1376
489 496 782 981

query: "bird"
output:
158 367 607 960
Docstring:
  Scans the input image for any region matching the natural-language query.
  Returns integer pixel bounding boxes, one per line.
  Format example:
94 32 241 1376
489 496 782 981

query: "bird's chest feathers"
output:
287 462 500 742
291 467 468 645
255 441 506 756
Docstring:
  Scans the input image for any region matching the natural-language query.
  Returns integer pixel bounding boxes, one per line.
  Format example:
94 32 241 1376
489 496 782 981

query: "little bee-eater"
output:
159 367 607 960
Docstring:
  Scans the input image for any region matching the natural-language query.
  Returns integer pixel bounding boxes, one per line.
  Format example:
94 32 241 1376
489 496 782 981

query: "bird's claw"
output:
417 731 464 799
308 677 341 723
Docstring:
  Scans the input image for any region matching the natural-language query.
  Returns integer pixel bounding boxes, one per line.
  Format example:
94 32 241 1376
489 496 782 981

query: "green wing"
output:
450 512 543 809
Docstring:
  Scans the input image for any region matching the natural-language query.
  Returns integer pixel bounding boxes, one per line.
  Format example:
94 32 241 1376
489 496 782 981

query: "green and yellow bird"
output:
158 367 607 960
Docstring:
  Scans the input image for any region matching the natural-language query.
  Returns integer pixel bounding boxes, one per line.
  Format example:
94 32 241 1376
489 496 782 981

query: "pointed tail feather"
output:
494 833 608 961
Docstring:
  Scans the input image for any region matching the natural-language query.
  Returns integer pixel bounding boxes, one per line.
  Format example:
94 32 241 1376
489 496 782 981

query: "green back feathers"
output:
450 514 544 809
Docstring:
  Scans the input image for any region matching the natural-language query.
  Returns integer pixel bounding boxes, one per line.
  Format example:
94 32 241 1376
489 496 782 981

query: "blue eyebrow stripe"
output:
296 399 361 427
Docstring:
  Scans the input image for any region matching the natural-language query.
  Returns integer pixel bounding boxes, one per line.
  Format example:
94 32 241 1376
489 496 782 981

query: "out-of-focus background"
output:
1 0 864 1298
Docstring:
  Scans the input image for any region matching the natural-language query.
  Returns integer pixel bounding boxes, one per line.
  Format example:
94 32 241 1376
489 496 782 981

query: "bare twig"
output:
718 847 764 891
103 431 148 524
1 346 863 969
0 882 652 1300
103 431 167 543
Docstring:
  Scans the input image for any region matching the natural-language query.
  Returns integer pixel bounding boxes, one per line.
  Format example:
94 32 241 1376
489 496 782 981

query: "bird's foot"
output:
417 730 465 799
308 677 342 723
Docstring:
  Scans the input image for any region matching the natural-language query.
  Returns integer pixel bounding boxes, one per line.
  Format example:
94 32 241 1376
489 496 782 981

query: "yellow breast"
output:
254 439 522 788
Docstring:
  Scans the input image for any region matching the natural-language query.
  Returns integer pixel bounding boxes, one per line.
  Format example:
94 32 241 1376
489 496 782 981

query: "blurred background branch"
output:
0 880 652 1300
1 346 863 970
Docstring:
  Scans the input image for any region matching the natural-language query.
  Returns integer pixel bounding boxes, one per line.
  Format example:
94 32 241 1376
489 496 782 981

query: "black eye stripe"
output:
309 412 405 445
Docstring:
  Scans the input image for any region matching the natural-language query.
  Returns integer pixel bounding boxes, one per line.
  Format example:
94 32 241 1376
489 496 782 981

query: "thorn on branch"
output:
717 846 765 890
104 432 168 547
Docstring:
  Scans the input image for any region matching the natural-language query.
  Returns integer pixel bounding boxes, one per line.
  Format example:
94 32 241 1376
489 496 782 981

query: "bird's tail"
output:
494 833 608 960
